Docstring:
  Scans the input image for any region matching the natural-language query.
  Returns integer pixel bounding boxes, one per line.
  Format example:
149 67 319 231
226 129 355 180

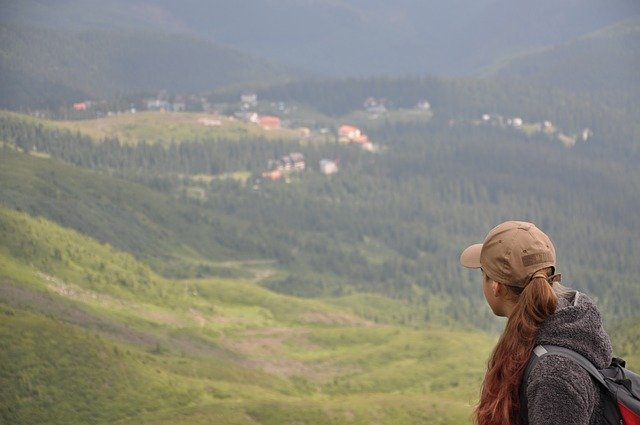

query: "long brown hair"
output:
474 267 559 425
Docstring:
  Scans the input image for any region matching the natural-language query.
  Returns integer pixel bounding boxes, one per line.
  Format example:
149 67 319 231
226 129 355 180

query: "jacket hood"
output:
535 290 612 369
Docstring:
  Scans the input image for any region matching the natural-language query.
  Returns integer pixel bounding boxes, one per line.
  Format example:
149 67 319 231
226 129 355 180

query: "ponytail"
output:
474 268 558 425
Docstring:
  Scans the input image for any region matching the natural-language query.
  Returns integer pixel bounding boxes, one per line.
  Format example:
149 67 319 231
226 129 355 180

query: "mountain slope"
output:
2 0 639 76
2 97 639 325
0 205 497 424
0 25 298 109
0 149 274 275
0 204 637 424
490 18 640 93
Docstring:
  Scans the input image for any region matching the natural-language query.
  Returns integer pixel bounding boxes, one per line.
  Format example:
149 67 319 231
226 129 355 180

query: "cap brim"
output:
460 243 482 268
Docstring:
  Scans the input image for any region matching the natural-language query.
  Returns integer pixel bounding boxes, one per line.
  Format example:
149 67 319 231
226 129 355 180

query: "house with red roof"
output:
262 169 282 181
258 115 281 130
338 124 369 144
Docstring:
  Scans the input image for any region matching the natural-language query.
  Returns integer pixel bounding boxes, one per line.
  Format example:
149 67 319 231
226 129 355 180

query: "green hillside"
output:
1 204 638 424
490 18 640 93
48 111 305 145
1 76 639 424
0 25 298 109
0 206 496 424
0 149 272 275
609 318 640 368
2 104 639 327
0 109 306 146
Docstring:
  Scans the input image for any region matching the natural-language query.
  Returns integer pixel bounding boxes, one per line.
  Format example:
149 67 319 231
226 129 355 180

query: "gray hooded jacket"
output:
524 290 613 425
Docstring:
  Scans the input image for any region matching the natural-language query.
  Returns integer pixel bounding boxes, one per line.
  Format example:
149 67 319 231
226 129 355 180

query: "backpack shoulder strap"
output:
520 345 606 424
531 345 608 387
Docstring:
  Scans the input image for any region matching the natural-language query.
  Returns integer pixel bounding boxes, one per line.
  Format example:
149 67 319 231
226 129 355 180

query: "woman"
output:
460 220 612 425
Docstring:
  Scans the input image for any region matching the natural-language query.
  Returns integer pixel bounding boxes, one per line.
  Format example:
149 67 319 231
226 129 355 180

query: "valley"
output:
1 4 639 422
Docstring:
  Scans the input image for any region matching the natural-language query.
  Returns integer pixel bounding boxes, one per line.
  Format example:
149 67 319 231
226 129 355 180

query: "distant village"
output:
472 113 592 147
70 91 397 184
66 91 592 187
230 93 386 182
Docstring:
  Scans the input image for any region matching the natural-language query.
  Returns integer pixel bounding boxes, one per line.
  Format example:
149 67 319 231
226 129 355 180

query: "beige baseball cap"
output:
460 221 556 287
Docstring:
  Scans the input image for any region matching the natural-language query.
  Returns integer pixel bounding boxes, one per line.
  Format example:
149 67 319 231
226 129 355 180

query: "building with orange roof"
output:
262 169 282 181
338 124 361 142
258 115 281 130
338 124 370 144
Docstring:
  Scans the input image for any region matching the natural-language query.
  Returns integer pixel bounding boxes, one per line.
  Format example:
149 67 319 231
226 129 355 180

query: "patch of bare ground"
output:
252 268 276 281
188 307 259 327
240 358 343 383
189 308 208 327
216 259 276 267
220 327 354 383
301 311 373 326
212 259 277 281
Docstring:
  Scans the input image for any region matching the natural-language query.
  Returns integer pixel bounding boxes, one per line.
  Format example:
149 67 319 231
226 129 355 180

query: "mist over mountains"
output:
0 25 300 109
2 0 639 77
1 1 639 111
490 17 640 92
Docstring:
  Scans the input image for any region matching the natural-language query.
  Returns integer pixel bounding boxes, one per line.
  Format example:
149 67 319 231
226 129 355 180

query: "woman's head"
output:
460 221 563 424
460 220 558 289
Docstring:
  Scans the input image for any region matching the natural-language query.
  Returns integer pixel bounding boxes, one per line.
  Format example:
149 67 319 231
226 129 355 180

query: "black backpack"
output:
521 345 640 425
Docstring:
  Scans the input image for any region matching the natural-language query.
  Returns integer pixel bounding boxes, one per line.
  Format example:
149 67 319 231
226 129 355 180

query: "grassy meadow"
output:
0 109 308 146
49 111 308 145
0 206 496 424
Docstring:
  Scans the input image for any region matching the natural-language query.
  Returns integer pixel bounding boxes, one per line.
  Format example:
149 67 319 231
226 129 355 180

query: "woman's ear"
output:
492 281 503 297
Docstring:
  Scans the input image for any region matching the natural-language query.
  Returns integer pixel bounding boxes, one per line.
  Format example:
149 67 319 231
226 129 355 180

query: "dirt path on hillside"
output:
220 327 358 383
1 277 240 360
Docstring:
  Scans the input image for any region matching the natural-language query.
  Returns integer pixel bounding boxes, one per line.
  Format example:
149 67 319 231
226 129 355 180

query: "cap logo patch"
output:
522 252 553 267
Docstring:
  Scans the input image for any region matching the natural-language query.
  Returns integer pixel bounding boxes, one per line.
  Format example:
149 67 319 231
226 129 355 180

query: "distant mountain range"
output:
489 17 640 93
2 0 639 77
0 1 638 109
0 25 300 109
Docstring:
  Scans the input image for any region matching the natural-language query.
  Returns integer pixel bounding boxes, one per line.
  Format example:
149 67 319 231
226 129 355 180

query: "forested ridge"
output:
4 0 638 77
212 75 640 155
491 17 640 93
0 24 298 110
